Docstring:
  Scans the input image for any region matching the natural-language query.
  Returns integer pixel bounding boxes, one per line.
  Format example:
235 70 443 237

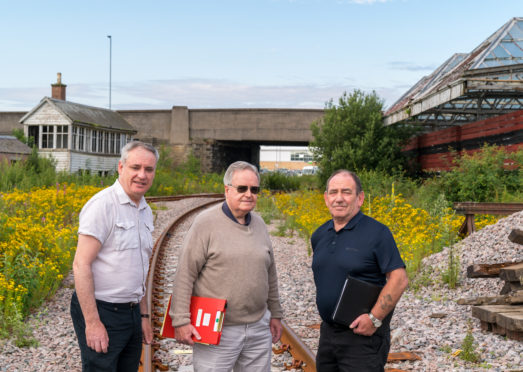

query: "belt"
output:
95 299 140 309
326 321 350 329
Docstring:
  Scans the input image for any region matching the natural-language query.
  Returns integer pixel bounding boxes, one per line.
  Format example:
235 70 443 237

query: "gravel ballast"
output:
0 202 522 371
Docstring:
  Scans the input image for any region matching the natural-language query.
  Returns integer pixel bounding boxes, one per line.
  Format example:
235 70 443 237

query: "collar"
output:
222 201 251 225
115 179 147 210
327 210 364 232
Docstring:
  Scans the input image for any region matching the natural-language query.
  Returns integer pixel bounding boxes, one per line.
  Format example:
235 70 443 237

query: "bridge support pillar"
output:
170 106 189 145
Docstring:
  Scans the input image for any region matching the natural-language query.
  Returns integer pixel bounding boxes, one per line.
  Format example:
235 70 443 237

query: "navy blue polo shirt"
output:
222 201 251 225
311 211 405 323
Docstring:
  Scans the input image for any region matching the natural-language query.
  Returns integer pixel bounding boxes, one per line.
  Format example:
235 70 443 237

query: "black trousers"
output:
316 322 390 372
70 292 143 372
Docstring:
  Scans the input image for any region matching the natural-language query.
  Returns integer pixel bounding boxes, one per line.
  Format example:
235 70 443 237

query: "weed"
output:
410 265 434 292
442 244 460 289
256 192 281 224
440 344 452 353
459 322 481 363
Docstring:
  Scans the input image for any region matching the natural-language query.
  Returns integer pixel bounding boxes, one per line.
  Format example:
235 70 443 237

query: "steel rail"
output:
278 320 317 371
140 196 224 372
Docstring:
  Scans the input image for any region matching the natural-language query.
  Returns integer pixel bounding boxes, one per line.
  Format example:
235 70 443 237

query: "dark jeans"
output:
70 292 143 372
316 322 390 372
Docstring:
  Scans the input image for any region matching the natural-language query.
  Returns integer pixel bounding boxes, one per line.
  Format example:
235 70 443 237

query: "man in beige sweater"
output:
171 161 283 372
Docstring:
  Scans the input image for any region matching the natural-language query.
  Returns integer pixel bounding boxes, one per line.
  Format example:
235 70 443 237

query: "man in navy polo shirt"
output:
311 169 408 372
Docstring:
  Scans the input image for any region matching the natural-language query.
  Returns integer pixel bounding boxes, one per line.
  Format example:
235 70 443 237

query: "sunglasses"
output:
228 184 261 194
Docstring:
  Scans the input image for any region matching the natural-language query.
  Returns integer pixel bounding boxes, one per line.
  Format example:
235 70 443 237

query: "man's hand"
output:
270 318 283 343
175 324 201 345
86 319 109 353
349 314 377 337
142 318 153 344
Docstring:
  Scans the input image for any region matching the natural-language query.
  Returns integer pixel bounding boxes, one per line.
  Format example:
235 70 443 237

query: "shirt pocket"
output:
114 220 139 250
142 220 154 251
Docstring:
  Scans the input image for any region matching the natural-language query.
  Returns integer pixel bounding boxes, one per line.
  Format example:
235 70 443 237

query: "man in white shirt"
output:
70 141 158 371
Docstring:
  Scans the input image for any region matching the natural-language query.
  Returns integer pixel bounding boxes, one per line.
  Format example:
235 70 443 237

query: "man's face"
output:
118 147 157 204
324 173 364 222
225 169 259 218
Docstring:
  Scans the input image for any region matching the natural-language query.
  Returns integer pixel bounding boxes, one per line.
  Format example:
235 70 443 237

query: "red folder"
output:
160 294 227 345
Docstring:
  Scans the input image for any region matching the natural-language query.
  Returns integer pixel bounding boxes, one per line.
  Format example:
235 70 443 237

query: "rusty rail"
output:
277 320 317 371
140 195 225 372
453 202 523 236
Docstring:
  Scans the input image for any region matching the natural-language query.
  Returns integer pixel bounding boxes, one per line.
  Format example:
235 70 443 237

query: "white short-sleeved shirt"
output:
78 180 154 303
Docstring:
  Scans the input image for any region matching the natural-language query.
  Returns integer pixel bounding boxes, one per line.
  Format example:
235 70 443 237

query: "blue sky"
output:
0 0 520 111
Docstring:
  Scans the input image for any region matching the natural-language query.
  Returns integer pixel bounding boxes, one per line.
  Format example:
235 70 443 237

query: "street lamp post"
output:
107 35 112 109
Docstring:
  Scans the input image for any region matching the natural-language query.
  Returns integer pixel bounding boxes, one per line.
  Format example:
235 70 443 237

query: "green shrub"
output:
438 145 522 203
261 172 301 191
256 193 282 224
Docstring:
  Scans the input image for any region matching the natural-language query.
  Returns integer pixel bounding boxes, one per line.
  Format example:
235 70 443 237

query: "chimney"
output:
51 72 67 100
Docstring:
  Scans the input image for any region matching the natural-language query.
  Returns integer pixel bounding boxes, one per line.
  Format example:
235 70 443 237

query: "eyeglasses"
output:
228 184 261 194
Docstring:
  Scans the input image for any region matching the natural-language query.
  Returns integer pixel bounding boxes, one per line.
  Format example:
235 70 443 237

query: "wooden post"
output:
465 213 475 235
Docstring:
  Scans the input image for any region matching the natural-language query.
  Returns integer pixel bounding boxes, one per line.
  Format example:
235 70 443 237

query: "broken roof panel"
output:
471 18 523 68
384 17 523 128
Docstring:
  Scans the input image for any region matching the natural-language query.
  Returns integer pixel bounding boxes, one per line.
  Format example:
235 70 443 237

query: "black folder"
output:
332 275 383 327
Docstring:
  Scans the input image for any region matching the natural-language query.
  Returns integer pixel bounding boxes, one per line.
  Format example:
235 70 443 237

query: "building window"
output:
42 125 54 149
121 134 128 151
103 132 109 153
78 127 85 151
85 129 92 152
98 131 104 153
72 127 78 150
92 130 98 152
291 152 314 162
115 133 121 154
28 126 39 148
110 132 116 154
56 125 68 149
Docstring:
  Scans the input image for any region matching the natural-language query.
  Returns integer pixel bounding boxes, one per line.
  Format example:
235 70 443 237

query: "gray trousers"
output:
193 310 272 372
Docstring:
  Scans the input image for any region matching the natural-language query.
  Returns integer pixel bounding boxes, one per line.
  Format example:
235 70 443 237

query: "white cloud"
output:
0 78 408 112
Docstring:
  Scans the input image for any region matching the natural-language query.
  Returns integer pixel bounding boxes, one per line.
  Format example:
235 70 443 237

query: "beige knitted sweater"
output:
171 204 283 327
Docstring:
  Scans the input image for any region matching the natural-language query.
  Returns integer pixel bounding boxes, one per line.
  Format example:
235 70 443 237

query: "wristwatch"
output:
368 312 382 328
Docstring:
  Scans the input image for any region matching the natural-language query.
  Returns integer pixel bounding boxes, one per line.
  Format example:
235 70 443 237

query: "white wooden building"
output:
19 97 137 174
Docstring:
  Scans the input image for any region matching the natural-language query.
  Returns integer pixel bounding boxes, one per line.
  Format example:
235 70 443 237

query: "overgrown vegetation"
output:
147 147 223 195
310 89 419 185
0 146 225 343
0 124 520 346
437 144 523 203
0 144 223 195
0 147 115 192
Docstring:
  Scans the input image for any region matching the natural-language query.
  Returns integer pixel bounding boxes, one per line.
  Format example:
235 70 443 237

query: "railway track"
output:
139 194 419 372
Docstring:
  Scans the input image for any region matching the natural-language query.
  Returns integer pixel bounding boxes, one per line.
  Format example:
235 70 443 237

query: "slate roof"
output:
0 135 32 154
20 97 137 133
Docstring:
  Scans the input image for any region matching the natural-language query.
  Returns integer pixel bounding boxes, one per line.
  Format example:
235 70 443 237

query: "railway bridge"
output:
108 107 323 172
0 106 324 173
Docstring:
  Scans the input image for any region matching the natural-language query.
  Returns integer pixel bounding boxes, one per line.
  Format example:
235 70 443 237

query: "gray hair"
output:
223 161 260 185
326 169 363 194
120 140 159 164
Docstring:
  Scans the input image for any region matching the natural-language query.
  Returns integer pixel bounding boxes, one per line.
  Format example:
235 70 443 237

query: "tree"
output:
310 89 415 184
